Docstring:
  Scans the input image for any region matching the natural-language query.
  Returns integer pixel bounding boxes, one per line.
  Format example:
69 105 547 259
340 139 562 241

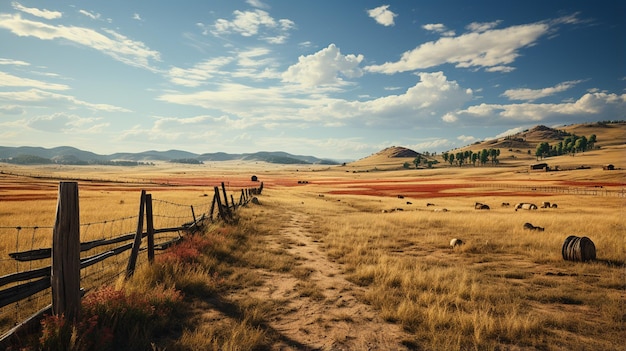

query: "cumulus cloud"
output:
502 80 584 101
0 71 69 90
11 2 61 20
365 22 550 74
367 5 397 27
297 71 473 128
0 14 161 71
210 9 294 44
282 44 364 87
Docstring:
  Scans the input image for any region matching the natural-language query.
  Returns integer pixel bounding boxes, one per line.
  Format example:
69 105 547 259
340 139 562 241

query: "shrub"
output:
38 285 183 351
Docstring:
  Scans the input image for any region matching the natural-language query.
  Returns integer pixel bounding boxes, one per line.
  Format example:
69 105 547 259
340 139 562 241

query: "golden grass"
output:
233 184 625 350
0 122 624 350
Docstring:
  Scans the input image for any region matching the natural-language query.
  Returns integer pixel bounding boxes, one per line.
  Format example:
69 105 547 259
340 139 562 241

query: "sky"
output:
0 1 624 160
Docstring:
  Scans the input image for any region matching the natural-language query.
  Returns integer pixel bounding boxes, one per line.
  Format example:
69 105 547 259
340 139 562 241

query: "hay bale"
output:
562 236 596 262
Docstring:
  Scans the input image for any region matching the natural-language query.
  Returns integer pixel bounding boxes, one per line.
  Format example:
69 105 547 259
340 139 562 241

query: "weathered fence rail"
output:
0 180 262 345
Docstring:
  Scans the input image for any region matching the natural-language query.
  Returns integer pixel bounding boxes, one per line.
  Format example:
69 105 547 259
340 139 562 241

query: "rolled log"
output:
562 236 596 262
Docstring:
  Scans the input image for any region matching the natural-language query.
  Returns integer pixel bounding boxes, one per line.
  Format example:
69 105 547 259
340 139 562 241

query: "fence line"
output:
478 183 625 197
0 180 263 345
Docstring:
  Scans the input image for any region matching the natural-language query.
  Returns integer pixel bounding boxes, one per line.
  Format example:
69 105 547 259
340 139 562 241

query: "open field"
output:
0 147 624 350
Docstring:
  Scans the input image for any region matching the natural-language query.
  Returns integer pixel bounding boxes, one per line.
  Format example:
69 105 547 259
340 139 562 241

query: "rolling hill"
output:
346 121 625 171
0 147 339 166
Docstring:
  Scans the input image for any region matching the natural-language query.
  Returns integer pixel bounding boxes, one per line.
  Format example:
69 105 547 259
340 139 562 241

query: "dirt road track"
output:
244 210 411 350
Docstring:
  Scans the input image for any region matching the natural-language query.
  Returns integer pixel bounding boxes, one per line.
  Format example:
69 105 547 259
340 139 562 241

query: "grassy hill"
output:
347 121 625 173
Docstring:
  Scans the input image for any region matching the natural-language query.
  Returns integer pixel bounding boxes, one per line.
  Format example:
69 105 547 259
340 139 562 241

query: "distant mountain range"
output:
0 146 340 166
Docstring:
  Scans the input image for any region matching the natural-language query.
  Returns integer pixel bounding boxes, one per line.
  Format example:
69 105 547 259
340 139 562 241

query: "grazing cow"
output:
434 208 448 212
450 238 463 248
515 203 538 211
501 202 510 207
551 203 558 208
397 195 404 199
475 202 490 210
426 203 435 207
523 222 544 231
541 201 551 208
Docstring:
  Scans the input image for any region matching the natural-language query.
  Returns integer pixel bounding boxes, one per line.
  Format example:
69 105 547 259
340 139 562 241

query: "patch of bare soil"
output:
244 211 411 350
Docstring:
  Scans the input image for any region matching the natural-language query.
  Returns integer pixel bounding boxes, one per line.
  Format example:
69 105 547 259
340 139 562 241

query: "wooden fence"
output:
0 180 262 345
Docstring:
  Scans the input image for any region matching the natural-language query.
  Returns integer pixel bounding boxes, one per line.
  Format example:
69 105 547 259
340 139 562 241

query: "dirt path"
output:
244 210 411 350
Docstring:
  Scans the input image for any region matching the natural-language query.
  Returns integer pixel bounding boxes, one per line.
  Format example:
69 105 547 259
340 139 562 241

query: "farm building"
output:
530 163 549 171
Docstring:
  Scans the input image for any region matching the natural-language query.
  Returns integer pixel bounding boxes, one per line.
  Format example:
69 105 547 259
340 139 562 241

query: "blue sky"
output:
0 1 624 160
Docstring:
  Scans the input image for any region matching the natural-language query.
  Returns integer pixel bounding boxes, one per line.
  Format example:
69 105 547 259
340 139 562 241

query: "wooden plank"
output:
0 278 50 309
0 267 49 288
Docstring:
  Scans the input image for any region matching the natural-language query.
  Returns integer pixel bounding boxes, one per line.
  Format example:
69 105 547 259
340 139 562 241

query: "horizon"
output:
1 1 624 160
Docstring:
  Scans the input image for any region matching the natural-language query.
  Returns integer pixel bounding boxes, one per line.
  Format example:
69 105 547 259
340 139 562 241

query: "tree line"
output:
441 148 501 167
535 134 596 160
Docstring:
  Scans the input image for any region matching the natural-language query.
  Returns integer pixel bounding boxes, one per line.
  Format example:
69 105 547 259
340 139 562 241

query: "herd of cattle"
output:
378 197 596 263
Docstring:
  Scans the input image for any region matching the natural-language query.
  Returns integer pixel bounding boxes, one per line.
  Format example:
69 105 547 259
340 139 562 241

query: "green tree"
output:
448 153 455 166
413 155 422 169
588 134 597 150
480 149 489 165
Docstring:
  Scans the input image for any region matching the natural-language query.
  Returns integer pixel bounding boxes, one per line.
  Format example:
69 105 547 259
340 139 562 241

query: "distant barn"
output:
530 163 549 171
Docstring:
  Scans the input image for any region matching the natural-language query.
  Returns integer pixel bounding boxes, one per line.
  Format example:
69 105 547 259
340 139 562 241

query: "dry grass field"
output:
0 123 624 350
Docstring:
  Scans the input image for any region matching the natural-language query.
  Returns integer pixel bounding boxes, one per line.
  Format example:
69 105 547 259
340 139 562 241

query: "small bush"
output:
38 285 183 351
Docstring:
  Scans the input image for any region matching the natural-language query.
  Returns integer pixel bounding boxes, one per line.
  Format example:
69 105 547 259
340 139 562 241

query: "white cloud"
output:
246 0 270 10
210 9 294 44
466 20 502 33
0 14 161 71
282 44 364 87
422 23 455 36
446 92 626 125
494 126 526 139
367 5 397 27
133 13 142 21
457 135 477 143
485 65 515 73
0 88 130 112
0 71 70 90
502 80 584 101
168 57 234 87
0 58 29 66
27 112 101 132
365 22 550 74
79 10 100 20
11 2 61 20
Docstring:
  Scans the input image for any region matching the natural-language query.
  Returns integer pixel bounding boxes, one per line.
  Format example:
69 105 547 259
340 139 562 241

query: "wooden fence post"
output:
126 190 146 278
221 182 232 218
209 194 217 222
51 182 81 323
145 194 155 263
214 186 227 221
